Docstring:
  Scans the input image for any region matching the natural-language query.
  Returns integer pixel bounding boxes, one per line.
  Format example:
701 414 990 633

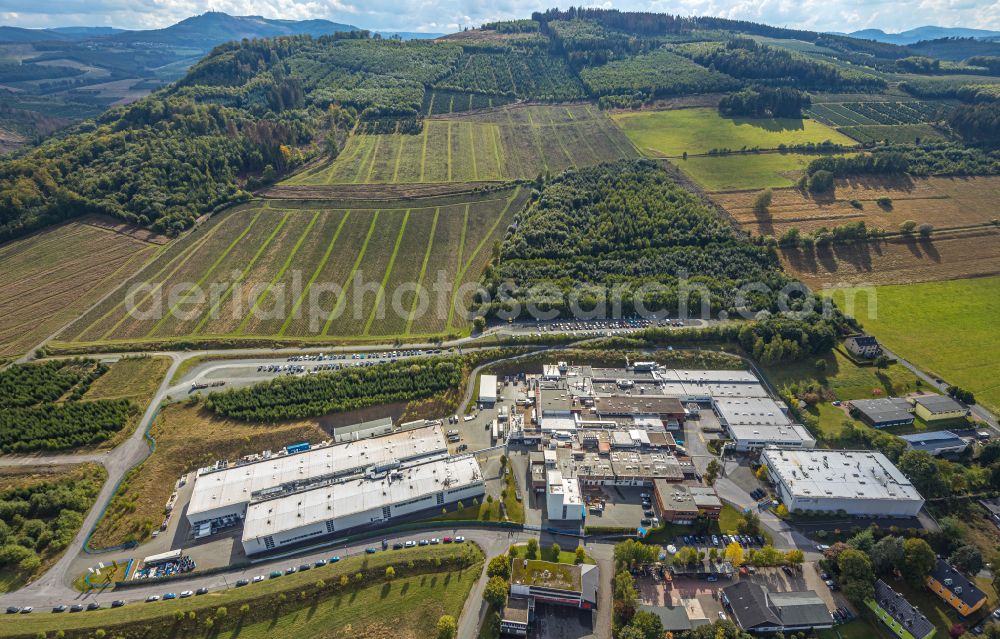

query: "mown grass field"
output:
83 355 171 404
781 226 1000 288
0 220 161 358
611 107 855 157
674 152 853 191
58 188 529 348
286 104 635 185
0 544 483 638
827 276 1000 416
714 175 1000 237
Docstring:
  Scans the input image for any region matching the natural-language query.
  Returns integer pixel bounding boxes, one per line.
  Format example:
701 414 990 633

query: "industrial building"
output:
868 580 936 639
183 424 487 555
242 455 484 554
722 582 832 634
715 398 816 451
480 374 498 406
187 425 448 526
653 481 722 523
914 395 967 422
849 398 915 428
761 448 925 517
901 431 968 457
545 469 584 521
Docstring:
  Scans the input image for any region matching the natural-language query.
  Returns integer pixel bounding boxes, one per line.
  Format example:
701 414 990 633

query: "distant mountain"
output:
109 12 359 47
841 26 1000 45
48 26 125 37
0 26 74 42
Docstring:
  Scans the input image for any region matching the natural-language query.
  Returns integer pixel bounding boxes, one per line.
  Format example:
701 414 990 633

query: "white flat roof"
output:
480 375 498 400
684 383 770 399
715 397 791 426
729 423 815 445
762 448 924 503
189 426 447 518
663 369 760 384
243 456 483 540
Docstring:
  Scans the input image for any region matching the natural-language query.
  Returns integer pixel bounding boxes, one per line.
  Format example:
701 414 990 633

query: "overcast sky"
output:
2 0 999 34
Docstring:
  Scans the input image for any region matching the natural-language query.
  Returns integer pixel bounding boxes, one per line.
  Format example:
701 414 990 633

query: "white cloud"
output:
3 0 1000 33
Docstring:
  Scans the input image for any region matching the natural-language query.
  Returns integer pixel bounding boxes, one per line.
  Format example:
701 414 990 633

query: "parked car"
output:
430 538 440 545
162 593 177 601
365 547 377 554
236 579 249 587
19 607 32 614
52 605 68 613
179 591 193 598
111 600 126 608
87 602 101 610
270 571 283 578
443 536 453 543
418 539 429 546
405 540 416 548
393 542 404 550
196 587 209 595
5 607 19 614
253 575 265 583
314 559 327 567
285 567 297 575
455 536 465 543
330 556 341 563
70 604 85 612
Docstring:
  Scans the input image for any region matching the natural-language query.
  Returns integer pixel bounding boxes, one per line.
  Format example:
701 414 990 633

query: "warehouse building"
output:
849 398 915 428
187 426 448 527
914 395 967 422
242 455 484 554
761 448 924 517
480 374 498 407
901 431 968 457
716 398 816 451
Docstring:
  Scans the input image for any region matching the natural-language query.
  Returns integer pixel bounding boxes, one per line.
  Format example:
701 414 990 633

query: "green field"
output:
611 107 855 157
58 189 529 347
827 276 1000 416
672 152 852 191
286 104 635 185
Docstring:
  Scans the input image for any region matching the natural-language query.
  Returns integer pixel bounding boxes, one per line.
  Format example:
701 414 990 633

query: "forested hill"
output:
0 8 986 243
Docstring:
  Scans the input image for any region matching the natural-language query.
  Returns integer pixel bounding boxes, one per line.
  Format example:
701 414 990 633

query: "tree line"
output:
206 356 465 421
718 86 811 118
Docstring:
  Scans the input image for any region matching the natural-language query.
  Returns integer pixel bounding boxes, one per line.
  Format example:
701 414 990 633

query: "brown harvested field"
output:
715 175 1000 237
0 221 161 358
781 227 1000 289
90 403 328 548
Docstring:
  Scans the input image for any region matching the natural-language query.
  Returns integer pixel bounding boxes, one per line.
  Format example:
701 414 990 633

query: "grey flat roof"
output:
915 394 965 414
850 398 913 424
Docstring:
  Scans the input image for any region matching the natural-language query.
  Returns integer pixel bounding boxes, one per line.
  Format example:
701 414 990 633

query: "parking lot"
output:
584 486 657 529
530 603 597 639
